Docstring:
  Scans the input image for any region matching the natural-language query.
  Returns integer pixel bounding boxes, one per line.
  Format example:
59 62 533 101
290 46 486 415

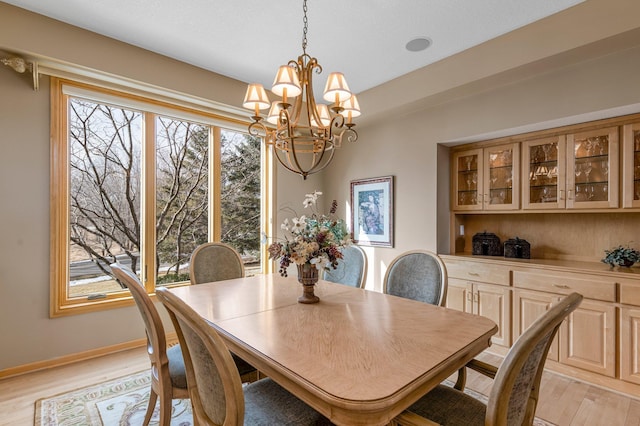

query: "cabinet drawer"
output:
620 282 640 306
513 270 616 302
444 259 510 286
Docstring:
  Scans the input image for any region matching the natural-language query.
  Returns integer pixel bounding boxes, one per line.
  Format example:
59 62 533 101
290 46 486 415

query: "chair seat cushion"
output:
167 344 188 389
407 384 487 426
243 378 333 425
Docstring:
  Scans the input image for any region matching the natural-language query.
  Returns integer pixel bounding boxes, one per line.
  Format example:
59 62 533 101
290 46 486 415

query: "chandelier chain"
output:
302 0 308 55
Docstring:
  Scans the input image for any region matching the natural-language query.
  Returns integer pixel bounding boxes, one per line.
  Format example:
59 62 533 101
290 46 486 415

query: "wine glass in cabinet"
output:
452 149 483 211
452 144 519 211
522 136 566 209
484 144 519 211
623 122 640 208
566 127 618 209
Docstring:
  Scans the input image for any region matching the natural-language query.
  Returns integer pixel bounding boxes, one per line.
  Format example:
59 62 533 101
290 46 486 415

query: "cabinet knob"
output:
559 189 565 201
468 272 480 276
553 284 571 289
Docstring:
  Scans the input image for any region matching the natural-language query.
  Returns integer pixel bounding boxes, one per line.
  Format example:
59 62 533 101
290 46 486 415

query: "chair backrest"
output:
382 250 448 306
487 292 583 425
156 287 245 425
322 245 367 288
110 263 171 389
190 242 245 285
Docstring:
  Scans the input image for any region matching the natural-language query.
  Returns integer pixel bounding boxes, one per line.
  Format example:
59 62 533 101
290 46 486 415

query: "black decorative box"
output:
472 232 503 256
504 237 531 259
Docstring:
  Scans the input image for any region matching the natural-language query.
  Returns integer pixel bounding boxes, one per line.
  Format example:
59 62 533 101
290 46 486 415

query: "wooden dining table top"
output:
167 273 498 426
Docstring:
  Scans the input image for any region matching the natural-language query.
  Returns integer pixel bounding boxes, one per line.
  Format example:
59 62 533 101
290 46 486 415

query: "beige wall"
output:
2 0 640 372
0 3 313 372
323 42 640 291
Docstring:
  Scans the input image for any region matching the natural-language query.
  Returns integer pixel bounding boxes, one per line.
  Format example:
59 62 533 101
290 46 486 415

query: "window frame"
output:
50 78 272 317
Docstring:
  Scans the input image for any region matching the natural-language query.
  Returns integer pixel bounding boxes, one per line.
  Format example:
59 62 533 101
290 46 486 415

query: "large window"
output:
51 79 268 316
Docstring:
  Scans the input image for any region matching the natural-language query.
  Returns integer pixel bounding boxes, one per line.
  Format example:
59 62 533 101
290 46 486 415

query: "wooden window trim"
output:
50 77 270 317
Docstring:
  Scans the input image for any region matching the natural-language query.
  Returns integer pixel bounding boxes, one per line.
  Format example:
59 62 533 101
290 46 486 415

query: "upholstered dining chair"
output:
322 245 368 288
155 287 334 425
395 292 583 426
383 250 448 306
110 263 189 426
189 242 245 285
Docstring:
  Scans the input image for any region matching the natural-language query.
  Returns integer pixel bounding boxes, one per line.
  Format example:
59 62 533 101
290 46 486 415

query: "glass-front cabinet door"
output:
452 149 483 211
623 122 640 208
566 127 619 209
483 143 519 210
523 136 566 209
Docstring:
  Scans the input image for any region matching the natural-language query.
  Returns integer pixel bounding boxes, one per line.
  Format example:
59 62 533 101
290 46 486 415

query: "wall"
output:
2 0 640 372
0 3 313 372
323 42 640 291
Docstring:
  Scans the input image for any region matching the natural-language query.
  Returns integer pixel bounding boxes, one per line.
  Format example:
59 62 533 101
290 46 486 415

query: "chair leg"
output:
158 394 173 426
453 367 467 390
143 389 158 426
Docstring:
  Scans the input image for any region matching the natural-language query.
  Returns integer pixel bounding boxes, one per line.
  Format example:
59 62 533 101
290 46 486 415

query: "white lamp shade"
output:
272 66 302 98
311 104 332 127
266 101 283 125
323 72 352 103
243 84 270 110
340 94 361 118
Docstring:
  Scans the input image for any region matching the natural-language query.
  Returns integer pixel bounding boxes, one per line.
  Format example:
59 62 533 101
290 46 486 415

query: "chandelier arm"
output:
248 121 271 142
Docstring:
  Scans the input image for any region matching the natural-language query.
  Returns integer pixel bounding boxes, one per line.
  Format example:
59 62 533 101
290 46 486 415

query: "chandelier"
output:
242 0 360 180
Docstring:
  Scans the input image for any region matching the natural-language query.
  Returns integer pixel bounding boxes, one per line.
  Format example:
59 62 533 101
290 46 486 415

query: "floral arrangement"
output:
266 191 352 277
601 244 640 268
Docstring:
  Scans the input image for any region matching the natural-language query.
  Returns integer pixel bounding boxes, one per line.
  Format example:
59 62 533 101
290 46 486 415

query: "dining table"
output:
167 273 498 426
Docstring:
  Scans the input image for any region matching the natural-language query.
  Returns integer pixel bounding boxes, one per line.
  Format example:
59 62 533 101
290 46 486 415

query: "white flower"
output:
303 190 323 208
310 254 330 270
281 218 290 231
291 215 307 233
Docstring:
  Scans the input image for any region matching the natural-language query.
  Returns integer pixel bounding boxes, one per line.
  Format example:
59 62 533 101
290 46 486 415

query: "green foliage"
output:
156 273 191 284
601 244 640 267
220 133 261 257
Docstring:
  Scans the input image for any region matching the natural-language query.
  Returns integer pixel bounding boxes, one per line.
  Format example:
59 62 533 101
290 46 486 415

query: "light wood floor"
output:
1 347 639 425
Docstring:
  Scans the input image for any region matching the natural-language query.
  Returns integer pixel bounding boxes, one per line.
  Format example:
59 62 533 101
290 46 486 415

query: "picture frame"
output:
350 176 394 247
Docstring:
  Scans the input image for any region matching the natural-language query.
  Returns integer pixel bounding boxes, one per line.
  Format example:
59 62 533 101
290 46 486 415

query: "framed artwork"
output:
350 176 394 247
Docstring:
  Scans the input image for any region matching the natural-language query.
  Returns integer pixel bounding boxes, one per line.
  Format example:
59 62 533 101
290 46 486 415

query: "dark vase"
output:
296 263 320 304
620 259 635 267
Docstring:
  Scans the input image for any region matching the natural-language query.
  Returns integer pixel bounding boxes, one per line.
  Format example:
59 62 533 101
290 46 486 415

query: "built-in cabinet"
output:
442 255 640 395
620 282 640 385
565 127 619 209
446 113 640 396
452 143 520 211
448 278 511 347
451 119 638 213
622 122 640 208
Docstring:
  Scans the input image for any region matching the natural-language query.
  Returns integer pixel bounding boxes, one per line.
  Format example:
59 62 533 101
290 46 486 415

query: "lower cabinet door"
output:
560 299 616 377
446 278 472 314
513 289 559 361
475 283 511 348
621 306 640 384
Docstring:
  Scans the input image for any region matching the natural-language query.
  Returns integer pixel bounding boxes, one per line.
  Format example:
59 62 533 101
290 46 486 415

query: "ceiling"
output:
3 0 585 97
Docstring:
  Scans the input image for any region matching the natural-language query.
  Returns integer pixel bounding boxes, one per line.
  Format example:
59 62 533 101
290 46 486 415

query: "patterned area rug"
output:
35 372 556 425
35 370 193 425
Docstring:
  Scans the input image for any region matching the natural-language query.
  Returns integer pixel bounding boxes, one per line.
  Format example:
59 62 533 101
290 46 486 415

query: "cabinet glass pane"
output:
457 154 478 206
528 141 558 204
488 148 513 205
573 135 609 202
634 130 640 201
